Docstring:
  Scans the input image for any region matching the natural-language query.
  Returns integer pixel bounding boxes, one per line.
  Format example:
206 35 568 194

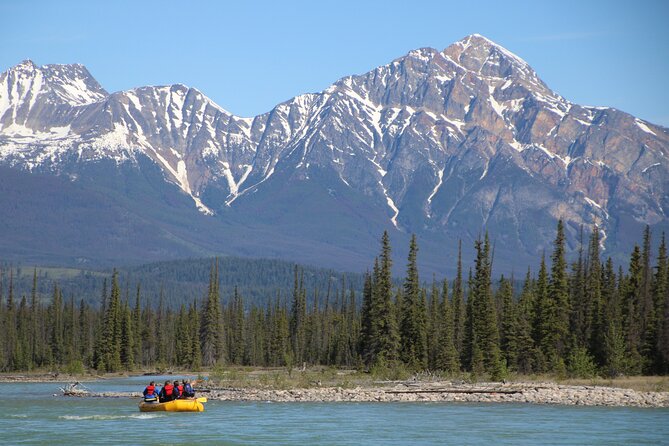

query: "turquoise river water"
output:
0 376 668 445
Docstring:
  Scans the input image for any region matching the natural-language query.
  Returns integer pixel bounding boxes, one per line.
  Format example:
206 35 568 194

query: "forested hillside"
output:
1 224 668 378
1 257 365 308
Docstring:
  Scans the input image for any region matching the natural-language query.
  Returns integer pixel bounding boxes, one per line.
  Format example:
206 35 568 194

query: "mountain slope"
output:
1 35 667 274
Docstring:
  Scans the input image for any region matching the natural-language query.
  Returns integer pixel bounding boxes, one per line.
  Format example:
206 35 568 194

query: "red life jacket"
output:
164 384 174 396
146 385 155 395
176 385 184 396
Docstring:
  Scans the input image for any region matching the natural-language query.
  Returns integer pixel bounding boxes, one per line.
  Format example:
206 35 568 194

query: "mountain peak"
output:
15 59 37 70
444 34 534 80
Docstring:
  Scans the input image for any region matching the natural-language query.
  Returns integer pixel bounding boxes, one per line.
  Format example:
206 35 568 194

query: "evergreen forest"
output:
1 221 669 380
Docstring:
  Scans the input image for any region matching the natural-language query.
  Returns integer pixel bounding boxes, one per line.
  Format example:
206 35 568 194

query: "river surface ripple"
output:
1 377 668 445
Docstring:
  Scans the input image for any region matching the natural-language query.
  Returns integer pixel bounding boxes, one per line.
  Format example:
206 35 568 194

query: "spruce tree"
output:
359 271 374 365
289 266 307 364
107 271 123 371
400 235 427 369
231 286 245 364
652 234 668 372
623 246 644 374
515 268 537 374
427 278 440 370
498 276 517 370
48 284 64 366
548 219 570 369
15 296 31 370
468 234 502 379
120 300 135 370
189 300 202 369
5 270 17 371
452 240 465 361
201 260 224 366
155 288 167 365
371 231 400 364
602 258 626 376
639 226 655 371
586 227 604 365
436 279 459 373
569 229 587 350
533 254 550 372
29 268 39 368
132 284 142 367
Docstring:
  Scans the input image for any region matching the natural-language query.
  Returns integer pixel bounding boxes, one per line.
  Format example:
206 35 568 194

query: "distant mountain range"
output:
1 34 667 275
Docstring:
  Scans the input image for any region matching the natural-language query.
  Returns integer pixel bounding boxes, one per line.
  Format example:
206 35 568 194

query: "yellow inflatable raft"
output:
138 397 206 412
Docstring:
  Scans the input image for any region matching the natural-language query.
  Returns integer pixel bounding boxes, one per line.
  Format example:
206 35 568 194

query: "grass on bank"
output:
201 365 669 392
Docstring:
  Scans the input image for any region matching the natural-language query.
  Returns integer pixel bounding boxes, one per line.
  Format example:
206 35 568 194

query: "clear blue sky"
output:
1 0 667 125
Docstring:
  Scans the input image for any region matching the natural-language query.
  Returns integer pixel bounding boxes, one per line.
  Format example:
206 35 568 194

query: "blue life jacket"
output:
184 383 193 394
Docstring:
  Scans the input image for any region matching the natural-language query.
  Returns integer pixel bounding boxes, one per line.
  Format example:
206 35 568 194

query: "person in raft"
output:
158 380 178 403
143 381 159 403
173 380 184 399
182 379 195 398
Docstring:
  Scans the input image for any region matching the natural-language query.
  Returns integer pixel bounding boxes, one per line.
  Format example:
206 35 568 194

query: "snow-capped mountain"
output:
1 34 667 273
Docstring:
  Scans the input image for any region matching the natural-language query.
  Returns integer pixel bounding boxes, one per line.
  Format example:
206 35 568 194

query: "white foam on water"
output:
59 413 164 421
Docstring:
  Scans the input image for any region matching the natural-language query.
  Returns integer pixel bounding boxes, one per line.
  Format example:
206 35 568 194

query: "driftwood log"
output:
58 382 90 396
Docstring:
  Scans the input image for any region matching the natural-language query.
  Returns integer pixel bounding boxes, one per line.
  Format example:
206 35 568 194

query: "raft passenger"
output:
182 379 195 398
174 380 184 399
158 380 178 403
143 381 159 403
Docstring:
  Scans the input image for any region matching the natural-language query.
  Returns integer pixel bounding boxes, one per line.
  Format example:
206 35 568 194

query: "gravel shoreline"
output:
56 381 669 408
202 382 669 407
6 374 666 407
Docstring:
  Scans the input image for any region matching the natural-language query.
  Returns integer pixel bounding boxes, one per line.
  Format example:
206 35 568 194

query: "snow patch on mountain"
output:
635 119 657 136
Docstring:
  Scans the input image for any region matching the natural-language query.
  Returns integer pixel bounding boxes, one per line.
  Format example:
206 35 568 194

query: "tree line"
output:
1 221 668 378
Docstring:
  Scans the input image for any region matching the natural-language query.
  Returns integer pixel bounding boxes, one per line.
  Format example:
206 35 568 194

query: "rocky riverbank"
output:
200 381 669 407
28 374 666 407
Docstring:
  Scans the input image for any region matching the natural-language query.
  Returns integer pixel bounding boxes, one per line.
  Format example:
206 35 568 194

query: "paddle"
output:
196 397 208 403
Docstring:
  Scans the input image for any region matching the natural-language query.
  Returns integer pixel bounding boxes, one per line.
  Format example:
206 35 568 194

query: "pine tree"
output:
106 271 123 371
569 228 587 350
231 286 245 364
498 276 517 370
371 231 400 364
48 284 64 366
29 268 39 368
359 271 374 365
436 279 459 373
269 293 289 366
468 234 502 379
155 288 167 365
515 268 537 373
548 219 570 369
586 227 604 365
400 235 427 369
602 258 626 376
639 226 655 371
189 300 202 369
289 266 307 364
427 278 440 370
15 296 31 370
463 268 474 371
652 234 668 373
132 284 142 367
120 300 135 370
201 259 223 366
452 240 465 361
623 246 644 374
533 254 550 372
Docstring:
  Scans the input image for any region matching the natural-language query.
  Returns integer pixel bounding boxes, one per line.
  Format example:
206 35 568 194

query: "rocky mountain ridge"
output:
1 34 667 273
